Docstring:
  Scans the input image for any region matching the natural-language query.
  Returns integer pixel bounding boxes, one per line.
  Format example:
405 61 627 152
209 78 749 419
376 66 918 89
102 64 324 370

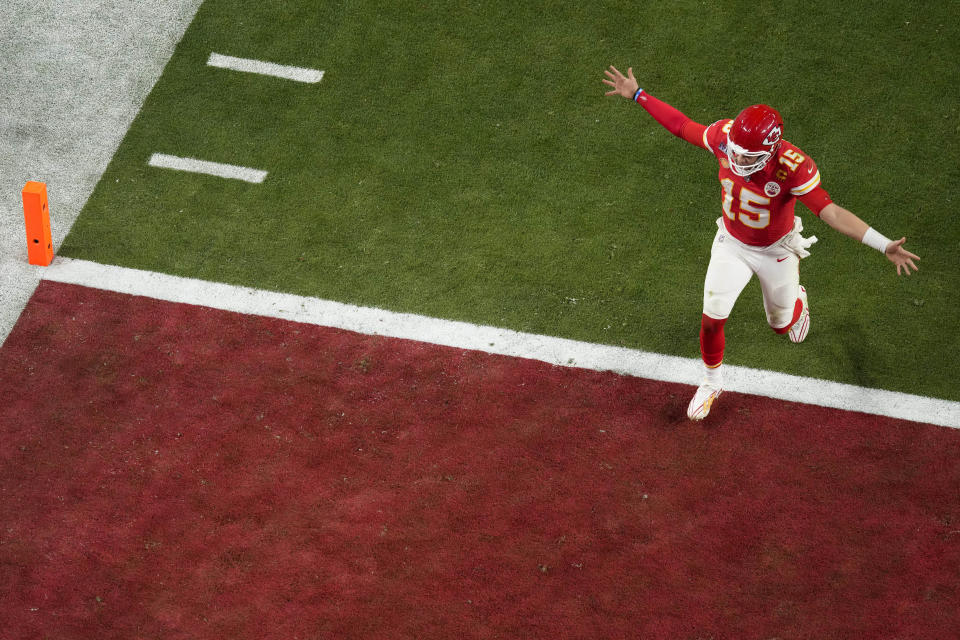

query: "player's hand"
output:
603 66 640 100
885 238 920 275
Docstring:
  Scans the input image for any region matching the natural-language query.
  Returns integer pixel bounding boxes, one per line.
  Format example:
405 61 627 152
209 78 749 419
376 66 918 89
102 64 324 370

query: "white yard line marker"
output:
207 52 324 83
148 153 267 184
41 257 960 429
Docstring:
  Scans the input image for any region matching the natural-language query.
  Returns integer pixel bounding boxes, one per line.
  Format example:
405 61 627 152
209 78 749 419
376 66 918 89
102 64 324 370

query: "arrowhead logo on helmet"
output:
762 125 782 146
726 104 784 177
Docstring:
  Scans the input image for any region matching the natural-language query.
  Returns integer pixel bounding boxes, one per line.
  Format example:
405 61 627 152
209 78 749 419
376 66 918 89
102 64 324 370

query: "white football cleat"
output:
788 285 810 343
687 383 723 421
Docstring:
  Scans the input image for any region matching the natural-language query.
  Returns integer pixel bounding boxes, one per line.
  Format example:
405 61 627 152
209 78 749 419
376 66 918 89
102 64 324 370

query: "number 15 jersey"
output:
702 118 822 247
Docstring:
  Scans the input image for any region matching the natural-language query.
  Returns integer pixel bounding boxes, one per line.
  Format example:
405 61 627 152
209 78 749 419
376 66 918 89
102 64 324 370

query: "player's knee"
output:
768 305 795 333
767 310 793 333
703 295 733 321
765 283 800 331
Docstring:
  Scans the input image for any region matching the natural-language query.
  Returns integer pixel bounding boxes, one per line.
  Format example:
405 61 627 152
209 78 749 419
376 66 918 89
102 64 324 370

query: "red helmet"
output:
726 104 783 176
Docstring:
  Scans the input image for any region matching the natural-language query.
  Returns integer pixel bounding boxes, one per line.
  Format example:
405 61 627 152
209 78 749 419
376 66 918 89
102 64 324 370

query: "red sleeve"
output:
679 120 707 148
798 186 833 216
635 91 707 148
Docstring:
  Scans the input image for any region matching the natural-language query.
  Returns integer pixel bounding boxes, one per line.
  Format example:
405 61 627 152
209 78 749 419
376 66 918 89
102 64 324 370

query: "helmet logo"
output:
764 181 781 197
763 126 782 146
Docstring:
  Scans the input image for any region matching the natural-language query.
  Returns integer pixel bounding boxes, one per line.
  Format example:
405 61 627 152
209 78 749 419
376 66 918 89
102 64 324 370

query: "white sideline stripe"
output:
148 153 267 184
207 52 324 83
42 257 960 429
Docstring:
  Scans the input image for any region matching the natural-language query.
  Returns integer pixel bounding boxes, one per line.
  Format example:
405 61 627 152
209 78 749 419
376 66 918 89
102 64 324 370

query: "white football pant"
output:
702 218 801 331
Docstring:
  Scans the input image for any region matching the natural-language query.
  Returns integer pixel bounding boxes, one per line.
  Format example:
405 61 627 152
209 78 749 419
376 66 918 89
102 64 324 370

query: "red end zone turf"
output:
1 281 957 639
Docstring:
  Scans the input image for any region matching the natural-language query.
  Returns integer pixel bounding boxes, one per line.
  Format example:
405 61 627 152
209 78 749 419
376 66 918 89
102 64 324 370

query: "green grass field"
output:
60 0 960 401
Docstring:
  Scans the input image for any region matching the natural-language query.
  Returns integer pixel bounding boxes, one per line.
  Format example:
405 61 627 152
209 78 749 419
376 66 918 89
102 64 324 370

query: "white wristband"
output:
862 227 891 254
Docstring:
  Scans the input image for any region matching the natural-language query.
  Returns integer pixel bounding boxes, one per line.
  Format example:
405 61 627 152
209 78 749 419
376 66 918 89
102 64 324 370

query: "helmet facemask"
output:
726 136 772 177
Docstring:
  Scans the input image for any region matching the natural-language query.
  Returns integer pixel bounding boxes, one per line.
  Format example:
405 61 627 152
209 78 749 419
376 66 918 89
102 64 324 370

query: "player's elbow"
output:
818 202 841 227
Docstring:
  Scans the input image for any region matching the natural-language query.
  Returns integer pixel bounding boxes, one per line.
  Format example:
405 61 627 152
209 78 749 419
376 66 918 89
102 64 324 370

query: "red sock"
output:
699 314 727 367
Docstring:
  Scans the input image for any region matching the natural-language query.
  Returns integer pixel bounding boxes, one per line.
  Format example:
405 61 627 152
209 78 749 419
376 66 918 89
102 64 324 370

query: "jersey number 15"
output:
720 179 770 229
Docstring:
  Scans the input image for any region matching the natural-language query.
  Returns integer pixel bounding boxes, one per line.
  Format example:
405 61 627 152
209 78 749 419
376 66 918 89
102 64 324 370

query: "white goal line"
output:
41 257 960 429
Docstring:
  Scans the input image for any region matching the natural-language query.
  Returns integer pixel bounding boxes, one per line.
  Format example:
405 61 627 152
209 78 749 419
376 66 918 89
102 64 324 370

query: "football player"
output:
602 66 919 420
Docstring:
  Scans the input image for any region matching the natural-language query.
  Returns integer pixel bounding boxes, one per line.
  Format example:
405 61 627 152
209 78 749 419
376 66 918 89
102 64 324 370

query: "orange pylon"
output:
22 181 53 266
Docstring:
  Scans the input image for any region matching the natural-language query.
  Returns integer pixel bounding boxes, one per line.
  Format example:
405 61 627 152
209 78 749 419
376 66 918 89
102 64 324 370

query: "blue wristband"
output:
633 87 644 102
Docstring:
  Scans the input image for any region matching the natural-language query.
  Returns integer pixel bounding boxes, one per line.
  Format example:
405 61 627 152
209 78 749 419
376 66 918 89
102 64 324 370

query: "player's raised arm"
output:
602 66 707 148
818 203 920 275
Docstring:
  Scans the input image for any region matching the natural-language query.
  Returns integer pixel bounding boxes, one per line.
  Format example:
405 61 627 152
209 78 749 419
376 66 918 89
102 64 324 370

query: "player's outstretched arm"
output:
820 203 920 275
603 66 640 100
601 66 707 147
